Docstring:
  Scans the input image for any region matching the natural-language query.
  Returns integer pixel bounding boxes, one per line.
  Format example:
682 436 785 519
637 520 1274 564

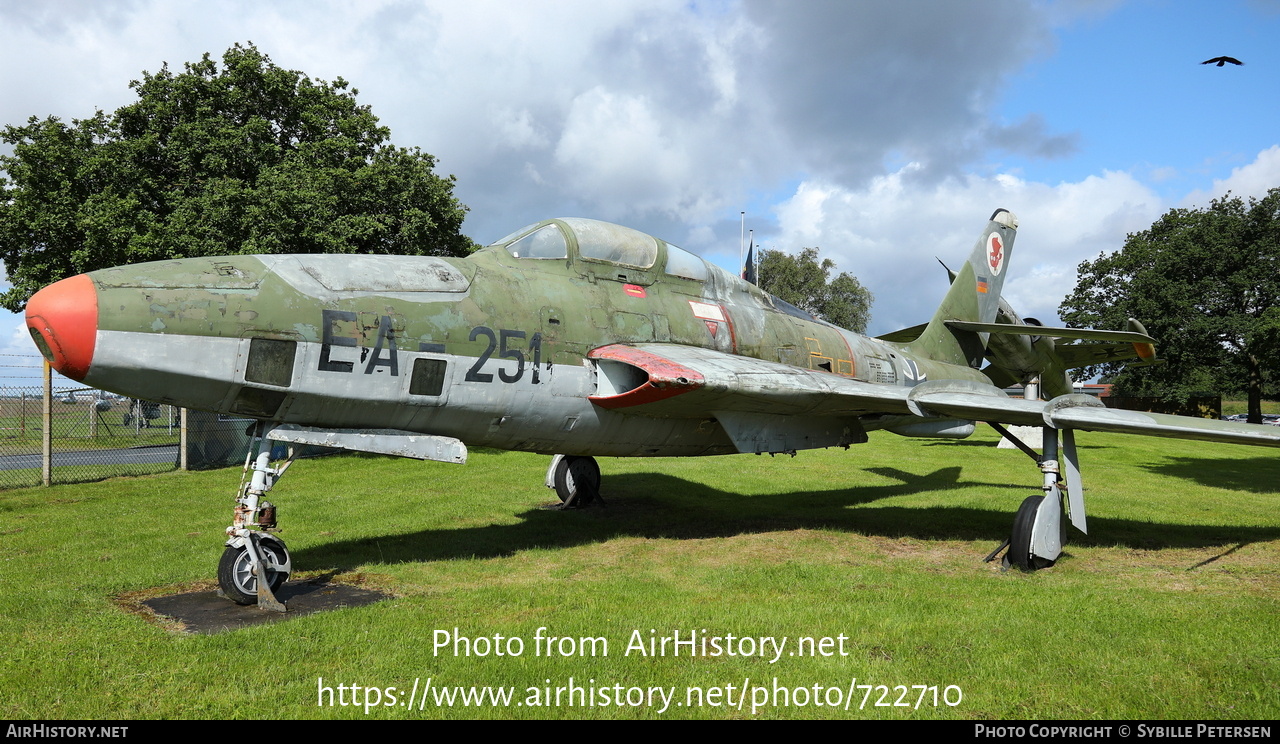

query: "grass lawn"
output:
1221 400 1280 416
1 427 1277 720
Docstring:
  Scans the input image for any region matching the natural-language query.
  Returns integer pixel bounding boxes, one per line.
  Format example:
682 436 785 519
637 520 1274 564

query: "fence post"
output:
179 408 189 471
42 361 52 487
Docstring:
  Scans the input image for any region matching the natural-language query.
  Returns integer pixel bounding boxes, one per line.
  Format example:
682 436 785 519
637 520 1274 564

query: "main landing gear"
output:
985 424 1085 572
218 423 295 611
546 455 602 508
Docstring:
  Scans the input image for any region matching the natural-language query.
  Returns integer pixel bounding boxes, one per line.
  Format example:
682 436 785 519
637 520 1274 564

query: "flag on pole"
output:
742 237 757 285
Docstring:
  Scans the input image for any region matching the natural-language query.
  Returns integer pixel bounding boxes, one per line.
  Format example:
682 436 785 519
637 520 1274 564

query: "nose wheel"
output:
218 536 291 605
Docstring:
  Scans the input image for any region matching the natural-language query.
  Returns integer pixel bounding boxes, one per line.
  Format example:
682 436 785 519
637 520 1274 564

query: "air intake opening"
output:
594 358 648 397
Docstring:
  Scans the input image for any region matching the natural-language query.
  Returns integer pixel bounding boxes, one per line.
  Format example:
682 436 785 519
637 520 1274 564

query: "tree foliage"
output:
1059 189 1280 422
0 43 476 311
758 247 873 333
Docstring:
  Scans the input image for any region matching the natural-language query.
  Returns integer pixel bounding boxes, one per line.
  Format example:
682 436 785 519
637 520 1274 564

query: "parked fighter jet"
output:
25 209 1280 610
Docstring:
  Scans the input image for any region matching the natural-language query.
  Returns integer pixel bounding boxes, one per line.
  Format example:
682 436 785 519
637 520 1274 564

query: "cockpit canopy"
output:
490 218 709 282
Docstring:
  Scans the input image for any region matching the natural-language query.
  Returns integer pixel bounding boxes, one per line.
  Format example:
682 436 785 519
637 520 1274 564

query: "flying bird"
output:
1201 56 1244 67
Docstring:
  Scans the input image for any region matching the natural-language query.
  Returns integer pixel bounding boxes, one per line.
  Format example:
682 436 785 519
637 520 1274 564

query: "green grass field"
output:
1 428 1277 720
1221 399 1280 416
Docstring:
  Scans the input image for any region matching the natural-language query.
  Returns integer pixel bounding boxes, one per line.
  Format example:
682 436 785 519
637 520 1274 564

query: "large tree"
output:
757 246 873 332
1059 189 1280 423
0 43 476 312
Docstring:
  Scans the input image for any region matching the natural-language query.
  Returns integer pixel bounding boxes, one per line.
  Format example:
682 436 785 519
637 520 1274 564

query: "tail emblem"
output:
987 234 1005 275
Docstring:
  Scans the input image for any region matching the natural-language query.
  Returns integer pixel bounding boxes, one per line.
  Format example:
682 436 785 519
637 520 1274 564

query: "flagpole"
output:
739 211 745 273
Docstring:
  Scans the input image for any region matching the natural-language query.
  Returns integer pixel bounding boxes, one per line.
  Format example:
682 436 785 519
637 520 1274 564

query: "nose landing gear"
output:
218 423 295 611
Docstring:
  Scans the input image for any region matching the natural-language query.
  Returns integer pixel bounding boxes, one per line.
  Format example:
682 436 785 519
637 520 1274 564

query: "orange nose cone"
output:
25 274 98 381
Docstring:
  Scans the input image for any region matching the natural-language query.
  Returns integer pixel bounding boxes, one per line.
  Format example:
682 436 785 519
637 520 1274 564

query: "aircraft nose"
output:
25 274 98 381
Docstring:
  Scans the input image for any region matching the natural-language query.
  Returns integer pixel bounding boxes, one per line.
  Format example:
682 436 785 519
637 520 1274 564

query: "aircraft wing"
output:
906 388 1280 446
588 343 1280 452
588 343 915 417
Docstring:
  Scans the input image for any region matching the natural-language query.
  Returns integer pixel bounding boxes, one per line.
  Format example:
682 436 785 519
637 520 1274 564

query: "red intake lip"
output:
587 344 704 409
25 274 98 381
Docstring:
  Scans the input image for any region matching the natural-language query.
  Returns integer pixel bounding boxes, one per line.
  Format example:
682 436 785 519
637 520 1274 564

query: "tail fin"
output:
906 209 1018 368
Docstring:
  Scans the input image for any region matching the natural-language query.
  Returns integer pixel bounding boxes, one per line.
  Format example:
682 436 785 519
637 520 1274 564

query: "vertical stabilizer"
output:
906 209 1018 367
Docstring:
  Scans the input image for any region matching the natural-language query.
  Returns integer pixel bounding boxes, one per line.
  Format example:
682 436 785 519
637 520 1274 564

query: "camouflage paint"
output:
45 218 995 457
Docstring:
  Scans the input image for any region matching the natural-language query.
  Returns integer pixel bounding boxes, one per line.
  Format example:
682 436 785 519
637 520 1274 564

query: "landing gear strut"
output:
546 455 602 508
219 423 295 610
988 424 1083 571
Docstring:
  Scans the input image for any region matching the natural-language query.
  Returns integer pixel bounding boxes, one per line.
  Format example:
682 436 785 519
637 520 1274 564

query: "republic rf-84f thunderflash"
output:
25 209 1280 610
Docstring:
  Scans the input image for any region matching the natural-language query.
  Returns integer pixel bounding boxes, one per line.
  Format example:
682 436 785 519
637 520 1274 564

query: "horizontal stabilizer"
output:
1055 342 1163 369
267 425 468 464
945 321 1155 344
875 323 928 343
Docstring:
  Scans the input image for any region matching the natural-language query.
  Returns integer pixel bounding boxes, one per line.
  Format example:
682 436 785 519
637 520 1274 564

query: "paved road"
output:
0 444 179 471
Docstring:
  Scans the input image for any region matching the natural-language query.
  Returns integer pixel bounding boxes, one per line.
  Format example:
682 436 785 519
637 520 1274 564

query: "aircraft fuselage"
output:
29 218 987 457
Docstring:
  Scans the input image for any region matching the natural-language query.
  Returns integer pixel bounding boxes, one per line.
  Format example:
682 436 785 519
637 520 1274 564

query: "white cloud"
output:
2 0 1271 352
1181 145 1280 207
0 0 1079 246
554 88 687 218
772 166 1165 333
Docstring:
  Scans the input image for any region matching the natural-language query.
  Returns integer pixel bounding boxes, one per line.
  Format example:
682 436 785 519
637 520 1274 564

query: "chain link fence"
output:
0 382 258 490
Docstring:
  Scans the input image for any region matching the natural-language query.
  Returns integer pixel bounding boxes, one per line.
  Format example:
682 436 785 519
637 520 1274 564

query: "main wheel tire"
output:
218 539 290 605
553 456 600 507
1007 494 1044 572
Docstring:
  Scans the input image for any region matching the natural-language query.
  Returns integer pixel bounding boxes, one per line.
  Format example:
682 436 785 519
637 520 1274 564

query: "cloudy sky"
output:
2 0 1278 386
